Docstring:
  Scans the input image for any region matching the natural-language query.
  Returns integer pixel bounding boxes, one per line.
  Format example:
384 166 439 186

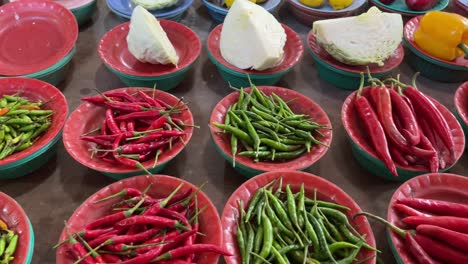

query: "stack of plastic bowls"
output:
0 0 78 86
106 0 194 21
201 0 281 23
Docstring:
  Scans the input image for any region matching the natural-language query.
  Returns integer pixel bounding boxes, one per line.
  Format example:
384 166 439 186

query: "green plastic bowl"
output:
71 0 97 26
342 87 465 182
403 16 468 83
206 23 303 88
307 31 404 90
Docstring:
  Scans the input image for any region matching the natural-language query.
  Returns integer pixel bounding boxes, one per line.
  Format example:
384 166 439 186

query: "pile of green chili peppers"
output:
235 178 379 264
0 220 18 264
0 94 53 159
212 84 329 165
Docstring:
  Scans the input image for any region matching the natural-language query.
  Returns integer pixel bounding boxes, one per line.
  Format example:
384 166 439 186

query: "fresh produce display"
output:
350 72 459 177
405 0 438 11
220 0 286 71
130 0 179 10
126 6 179 66
358 196 468 264
233 178 378 263
312 7 402 66
55 183 232 263
0 94 53 160
0 219 18 264
79 89 190 171
212 84 330 164
414 11 468 62
299 0 353 10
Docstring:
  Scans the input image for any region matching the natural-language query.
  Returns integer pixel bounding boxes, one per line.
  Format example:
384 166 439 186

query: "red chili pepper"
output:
167 188 192 207
74 227 115 240
389 145 409 166
137 230 181 254
137 90 162 108
81 96 120 105
156 260 195 264
114 215 188 230
167 203 186 213
153 244 232 261
418 134 438 173
105 101 147 112
354 84 397 176
120 121 128 133
103 91 137 102
100 119 107 136
114 110 162 121
155 98 171 109
94 188 144 203
390 89 420 146
135 131 185 144
89 228 160 248
398 197 468 218
127 120 135 133
157 230 197 254
405 232 439 264
393 203 431 217
417 224 468 252
414 233 468 263
118 247 163 264
147 116 168 131
106 108 121 134
403 86 454 156
65 225 96 264
158 208 189 226
80 136 113 147
118 140 170 154
85 197 145 230
100 253 122 263
376 86 409 147
403 215 468 233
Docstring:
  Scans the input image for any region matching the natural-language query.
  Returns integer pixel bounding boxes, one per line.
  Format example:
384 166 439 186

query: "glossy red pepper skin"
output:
393 203 431 217
403 216 468 233
414 233 468 263
403 87 454 156
106 108 121 134
405 0 437 10
114 215 181 229
389 145 409 166
405 232 439 264
398 197 468 218
154 244 232 261
137 90 162 108
159 208 189 226
354 94 398 176
114 110 162 121
390 89 420 145
417 224 468 252
105 101 146 112
89 228 160 248
147 115 168 131
418 134 438 173
377 86 409 147
67 243 96 264
419 118 448 169
100 253 122 263
134 131 185 144
104 91 137 102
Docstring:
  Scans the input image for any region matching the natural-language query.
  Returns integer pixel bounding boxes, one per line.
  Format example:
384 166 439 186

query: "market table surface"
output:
0 0 466 263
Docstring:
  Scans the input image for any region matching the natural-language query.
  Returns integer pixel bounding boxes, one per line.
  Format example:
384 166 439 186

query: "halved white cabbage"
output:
219 0 286 71
126 5 179 66
312 7 403 66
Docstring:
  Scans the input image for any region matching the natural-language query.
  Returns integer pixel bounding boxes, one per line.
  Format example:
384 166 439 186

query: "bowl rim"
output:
0 192 34 264
286 0 367 15
106 0 194 18
370 0 449 15
454 81 468 126
0 0 78 76
201 0 281 14
25 46 76 79
206 23 304 75
386 172 468 264
209 86 333 172
341 86 466 174
56 174 223 264
404 16 468 69
62 87 194 174
306 30 405 74
98 20 201 78
0 77 68 167
221 169 377 264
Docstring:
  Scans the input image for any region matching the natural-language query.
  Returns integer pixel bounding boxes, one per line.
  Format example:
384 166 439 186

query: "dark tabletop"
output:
0 0 466 263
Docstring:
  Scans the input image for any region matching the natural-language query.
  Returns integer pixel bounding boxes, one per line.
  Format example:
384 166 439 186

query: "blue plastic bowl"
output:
106 0 194 19
201 0 281 23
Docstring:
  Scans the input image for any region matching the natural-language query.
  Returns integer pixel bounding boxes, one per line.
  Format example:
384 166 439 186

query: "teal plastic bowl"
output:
306 30 404 90
403 16 468 83
99 21 201 91
342 87 465 182
206 23 303 88
71 0 97 26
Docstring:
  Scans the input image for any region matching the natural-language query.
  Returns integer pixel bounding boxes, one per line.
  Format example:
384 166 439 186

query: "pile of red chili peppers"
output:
357 197 468 264
55 183 232 263
353 73 455 176
80 89 191 171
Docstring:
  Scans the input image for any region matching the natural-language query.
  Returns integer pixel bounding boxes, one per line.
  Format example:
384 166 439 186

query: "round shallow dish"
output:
370 0 449 16
341 87 465 182
0 78 68 179
307 31 404 90
403 16 468 82
222 170 376 264
99 21 201 90
207 24 303 88
63 87 194 180
209 86 332 178
0 0 78 76
455 82 468 149
56 174 223 264
106 0 194 19
386 173 468 264
0 192 34 264
71 0 97 26
287 0 367 25
201 0 281 23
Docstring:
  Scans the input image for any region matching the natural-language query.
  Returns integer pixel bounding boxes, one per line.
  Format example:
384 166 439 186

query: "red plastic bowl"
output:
210 86 332 173
0 192 33 264
404 16 468 68
387 173 468 264
307 31 405 74
0 0 78 76
207 24 304 75
342 87 465 172
62 87 194 174
0 78 68 166
455 82 468 126
99 21 201 77
222 170 376 264
56 175 223 264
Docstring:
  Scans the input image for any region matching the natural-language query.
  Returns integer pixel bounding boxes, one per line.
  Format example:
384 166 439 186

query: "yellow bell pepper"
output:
329 0 353 10
414 11 468 62
299 0 324 8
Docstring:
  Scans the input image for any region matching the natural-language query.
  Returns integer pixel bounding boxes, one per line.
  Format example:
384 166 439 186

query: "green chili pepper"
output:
253 213 273 264
241 111 260 156
2 234 17 263
256 120 291 134
260 138 301 152
228 111 245 127
266 191 294 230
212 123 252 144
253 224 264 255
321 242 363 264
31 121 50 139
304 199 351 211
245 188 264 223
252 123 280 142
271 247 288 264
264 201 295 239
236 225 246 264
0 235 6 257
319 207 349 225
251 106 281 124
245 222 255 264
238 88 245 109
285 185 299 229
27 110 54 116
17 124 37 132
231 134 238 167
0 99 7 108
224 106 232 131
5 119 32 125
271 93 294 114
308 213 337 263
250 97 274 114
328 241 359 255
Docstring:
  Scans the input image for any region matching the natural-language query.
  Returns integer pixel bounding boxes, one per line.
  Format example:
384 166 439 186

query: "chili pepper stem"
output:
353 212 407 238
80 127 101 137
152 149 162 168
459 43 468 59
411 72 420 89
357 73 365 97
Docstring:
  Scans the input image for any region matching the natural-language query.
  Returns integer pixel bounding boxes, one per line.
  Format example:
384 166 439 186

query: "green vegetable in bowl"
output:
0 219 18 264
131 0 179 10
